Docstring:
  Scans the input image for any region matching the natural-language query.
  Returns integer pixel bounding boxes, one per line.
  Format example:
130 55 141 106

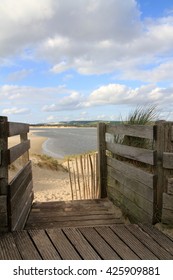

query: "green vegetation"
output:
33 154 67 172
115 105 157 149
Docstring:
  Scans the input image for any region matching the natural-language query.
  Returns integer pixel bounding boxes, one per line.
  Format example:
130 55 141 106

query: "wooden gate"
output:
0 116 33 231
97 121 173 224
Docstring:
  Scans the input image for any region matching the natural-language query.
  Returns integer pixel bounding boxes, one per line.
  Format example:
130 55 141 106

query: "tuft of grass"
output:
113 105 158 171
116 105 158 149
34 154 68 172
125 105 157 125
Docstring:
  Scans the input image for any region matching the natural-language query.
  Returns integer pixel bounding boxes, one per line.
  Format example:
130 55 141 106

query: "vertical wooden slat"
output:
20 133 29 165
154 121 173 222
0 116 8 232
97 123 107 198
0 117 8 194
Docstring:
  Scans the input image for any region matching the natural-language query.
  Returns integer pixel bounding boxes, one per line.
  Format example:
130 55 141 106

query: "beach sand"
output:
8 130 72 202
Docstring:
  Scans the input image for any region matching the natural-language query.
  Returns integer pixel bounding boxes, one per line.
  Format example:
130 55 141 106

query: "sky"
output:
1 0 173 124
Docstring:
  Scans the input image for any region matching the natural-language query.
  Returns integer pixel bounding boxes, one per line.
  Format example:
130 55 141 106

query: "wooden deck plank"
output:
95 226 140 260
111 225 158 259
28 229 61 260
126 224 173 260
139 224 173 256
13 231 41 260
79 227 121 259
0 233 21 260
27 213 119 222
25 218 122 229
25 198 123 230
63 228 101 260
46 228 81 260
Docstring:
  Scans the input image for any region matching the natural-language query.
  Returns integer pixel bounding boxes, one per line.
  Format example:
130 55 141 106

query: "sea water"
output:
32 127 97 159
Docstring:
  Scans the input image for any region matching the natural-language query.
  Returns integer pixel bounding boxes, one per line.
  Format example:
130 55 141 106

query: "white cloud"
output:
5 69 32 82
0 0 173 82
86 83 173 108
2 107 30 115
42 91 84 111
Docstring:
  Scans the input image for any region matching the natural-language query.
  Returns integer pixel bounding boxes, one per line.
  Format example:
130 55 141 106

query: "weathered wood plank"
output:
0 117 8 195
107 173 153 216
107 166 153 202
162 208 173 225
111 225 158 259
8 122 29 137
12 194 33 231
95 226 140 259
107 156 155 188
8 140 30 164
10 172 32 211
163 193 173 210
0 233 21 260
79 227 121 259
106 124 154 140
0 213 7 231
47 228 81 260
163 152 173 169
63 228 101 260
25 218 121 230
107 142 156 165
31 198 112 209
138 224 173 256
9 161 32 197
27 213 119 223
28 230 61 260
107 182 153 223
13 231 41 260
0 196 7 213
97 122 107 198
10 184 33 231
167 178 173 195
126 224 173 259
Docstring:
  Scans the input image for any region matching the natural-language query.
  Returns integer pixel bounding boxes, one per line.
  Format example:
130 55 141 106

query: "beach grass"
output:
32 154 68 172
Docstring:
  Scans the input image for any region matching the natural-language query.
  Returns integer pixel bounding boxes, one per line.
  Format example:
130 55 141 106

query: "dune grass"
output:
33 154 68 172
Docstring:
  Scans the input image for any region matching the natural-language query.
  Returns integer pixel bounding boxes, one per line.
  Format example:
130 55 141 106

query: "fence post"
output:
154 120 173 221
97 122 107 198
0 116 8 231
0 116 8 195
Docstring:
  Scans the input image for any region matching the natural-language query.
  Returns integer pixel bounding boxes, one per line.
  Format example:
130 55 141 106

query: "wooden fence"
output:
0 116 33 232
67 153 99 200
98 121 173 224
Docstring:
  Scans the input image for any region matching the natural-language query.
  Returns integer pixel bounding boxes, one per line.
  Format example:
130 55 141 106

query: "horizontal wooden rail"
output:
106 124 155 140
9 161 32 198
106 142 156 165
107 156 155 188
163 152 173 169
8 140 30 164
8 122 29 137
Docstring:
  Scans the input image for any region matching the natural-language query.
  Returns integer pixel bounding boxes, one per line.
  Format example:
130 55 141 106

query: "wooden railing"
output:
0 116 33 231
97 121 173 224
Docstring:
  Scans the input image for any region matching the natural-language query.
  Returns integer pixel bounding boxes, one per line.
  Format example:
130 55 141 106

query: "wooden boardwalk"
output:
0 199 173 260
25 199 124 229
0 224 173 260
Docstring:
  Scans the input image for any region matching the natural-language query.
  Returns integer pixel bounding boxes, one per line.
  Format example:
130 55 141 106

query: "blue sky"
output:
1 0 173 124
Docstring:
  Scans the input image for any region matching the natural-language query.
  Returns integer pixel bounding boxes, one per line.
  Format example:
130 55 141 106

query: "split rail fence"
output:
0 116 33 232
97 121 173 224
